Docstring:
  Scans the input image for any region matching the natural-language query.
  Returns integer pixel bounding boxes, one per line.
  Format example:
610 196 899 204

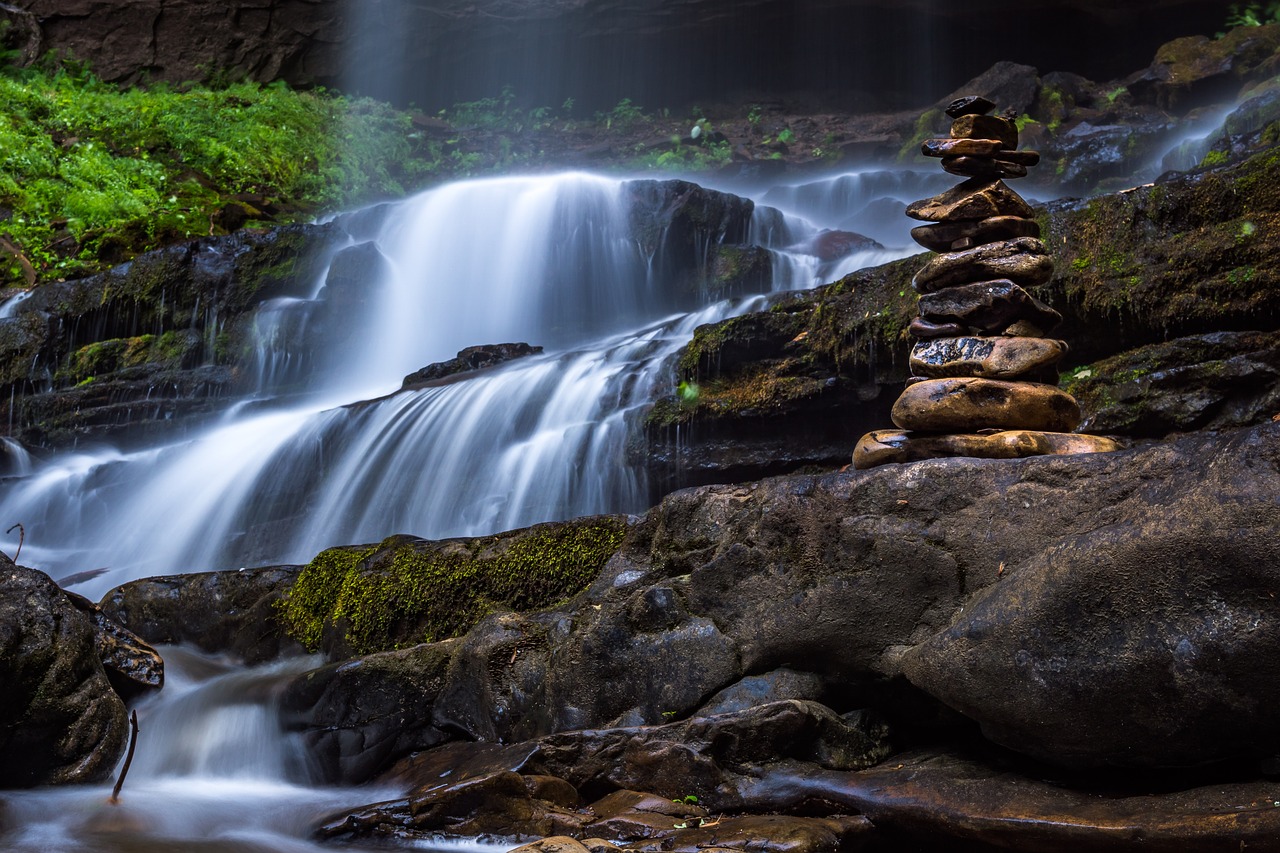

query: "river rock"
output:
63 590 164 702
906 178 1035 223
0 560 127 787
941 155 1029 180
910 216 1040 252
910 336 1067 379
280 639 460 785
912 237 1052 294
921 137 1003 158
891 377 1082 433
950 114 1018 149
907 317 968 339
100 566 304 664
853 429 1120 469
901 425 1280 767
918 279 1062 335
694 668 828 717
944 95 996 118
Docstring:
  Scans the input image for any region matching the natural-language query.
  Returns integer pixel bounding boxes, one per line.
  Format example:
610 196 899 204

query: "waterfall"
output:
0 172 912 598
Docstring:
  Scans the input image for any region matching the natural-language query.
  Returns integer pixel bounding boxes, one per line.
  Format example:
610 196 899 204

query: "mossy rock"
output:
278 515 631 657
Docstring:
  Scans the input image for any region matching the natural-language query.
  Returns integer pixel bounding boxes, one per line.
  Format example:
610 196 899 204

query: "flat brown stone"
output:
905 179 1034 223
942 156 1028 180
921 137 1003 158
853 428 1118 469
944 95 995 118
908 318 967 339
998 149 1041 166
913 237 1051 293
910 336 1067 379
918 279 1062 335
911 216 1040 253
891 377 1082 433
950 114 1018 149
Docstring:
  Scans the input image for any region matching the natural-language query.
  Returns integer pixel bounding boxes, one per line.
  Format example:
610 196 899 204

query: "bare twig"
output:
109 710 139 805
5 523 22 563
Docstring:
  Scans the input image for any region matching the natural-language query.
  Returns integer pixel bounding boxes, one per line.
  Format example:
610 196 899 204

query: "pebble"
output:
912 237 1052 293
890 377 1082 433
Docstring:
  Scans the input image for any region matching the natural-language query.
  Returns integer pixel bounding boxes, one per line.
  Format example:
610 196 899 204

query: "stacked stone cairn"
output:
854 96 1120 469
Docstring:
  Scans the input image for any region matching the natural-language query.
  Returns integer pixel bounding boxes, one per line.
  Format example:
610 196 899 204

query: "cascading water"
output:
0 171 910 598
0 646 458 853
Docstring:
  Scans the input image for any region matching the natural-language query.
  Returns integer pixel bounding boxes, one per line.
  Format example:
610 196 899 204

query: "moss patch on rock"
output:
278 516 630 656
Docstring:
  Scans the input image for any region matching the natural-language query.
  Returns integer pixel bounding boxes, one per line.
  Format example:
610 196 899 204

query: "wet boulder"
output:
0 560 127 787
402 342 544 389
280 639 459 784
901 424 1280 768
100 566 304 665
62 590 163 703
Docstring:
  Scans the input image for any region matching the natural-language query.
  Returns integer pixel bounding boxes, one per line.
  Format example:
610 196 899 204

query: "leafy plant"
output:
1224 1 1280 28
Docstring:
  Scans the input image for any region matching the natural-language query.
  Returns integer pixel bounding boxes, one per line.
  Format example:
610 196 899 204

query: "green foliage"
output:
1224 2 1280 29
278 517 629 654
1105 86 1129 105
1200 149 1230 168
0 62 441 287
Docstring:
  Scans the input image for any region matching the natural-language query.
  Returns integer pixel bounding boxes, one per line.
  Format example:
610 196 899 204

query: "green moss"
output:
278 516 629 655
59 328 196 383
1201 149 1230 168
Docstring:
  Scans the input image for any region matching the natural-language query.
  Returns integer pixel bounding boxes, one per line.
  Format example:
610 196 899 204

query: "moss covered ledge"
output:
277 515 631 657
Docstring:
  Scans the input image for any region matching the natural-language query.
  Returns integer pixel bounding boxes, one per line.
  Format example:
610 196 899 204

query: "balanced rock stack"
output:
854 96 1119 469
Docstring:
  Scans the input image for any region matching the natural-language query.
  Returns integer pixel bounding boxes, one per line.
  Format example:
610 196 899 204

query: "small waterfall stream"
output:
0 171 912 599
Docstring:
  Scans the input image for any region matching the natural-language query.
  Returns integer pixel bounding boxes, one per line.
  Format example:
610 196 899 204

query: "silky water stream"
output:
0 167 931 850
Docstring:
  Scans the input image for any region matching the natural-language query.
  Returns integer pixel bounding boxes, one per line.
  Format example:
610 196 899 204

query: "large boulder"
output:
900 425 1280 768
0 560 127 787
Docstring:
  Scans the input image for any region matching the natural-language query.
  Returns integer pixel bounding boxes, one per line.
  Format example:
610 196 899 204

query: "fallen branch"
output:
109 709 139 805
5 522 22 563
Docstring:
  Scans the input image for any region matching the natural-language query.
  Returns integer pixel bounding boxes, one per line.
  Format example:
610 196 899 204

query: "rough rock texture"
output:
900 425 1280 767
646 145 1280 490
0 560 127 787
1062 330 1280 436
62 590 164 703
852 428 1119 468
890 377 1081 433
280 639 459 784
402 342 544 389
99 566 304 664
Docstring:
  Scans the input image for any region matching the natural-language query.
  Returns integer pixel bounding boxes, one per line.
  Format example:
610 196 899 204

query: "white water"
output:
0 171 912 598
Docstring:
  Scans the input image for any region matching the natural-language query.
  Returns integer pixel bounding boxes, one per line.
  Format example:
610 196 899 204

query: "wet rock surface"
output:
0 559 127 787
402 343 545 389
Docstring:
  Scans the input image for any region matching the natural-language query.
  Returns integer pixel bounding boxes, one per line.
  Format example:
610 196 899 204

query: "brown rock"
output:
891 378 1082 433
950 114 1018 149
921 138 1003 158
997 149 1041 166
945 95 996 118
905 179 1034 223
942 156 1028 180
853 429 1119 469
910 336 1067 379
908 318 968 339
911 216 1041 253
912 237 1051 293
918 280 1062 335
511 838 593 853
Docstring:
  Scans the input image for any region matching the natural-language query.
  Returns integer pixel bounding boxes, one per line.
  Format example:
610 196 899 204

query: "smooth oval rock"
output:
950 114 1018 149
905 178 1034 223
891 378 1082 433
913 237 1051 294
911 216 1040 253
997 149 1041 166
918 279 1062 335
854 428 1119 469
908 317 968 339
910 336 1067 379
942 156 1029 180
945 95 996 118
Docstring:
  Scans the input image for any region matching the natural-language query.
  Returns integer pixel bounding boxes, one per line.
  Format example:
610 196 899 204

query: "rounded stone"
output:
950 114 1018 149
944 95 996 118
917 280 1062 336
905 179 1034 223
941 156 1028 180
912 237 1051 294
910 336 1067 379
921 138 1003 158
911 216 1040 253
890 378 1082 433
